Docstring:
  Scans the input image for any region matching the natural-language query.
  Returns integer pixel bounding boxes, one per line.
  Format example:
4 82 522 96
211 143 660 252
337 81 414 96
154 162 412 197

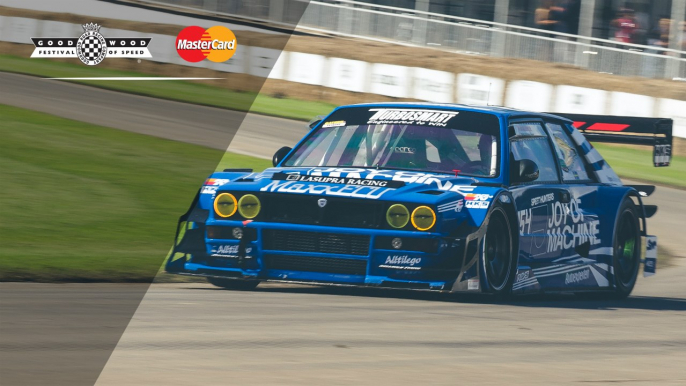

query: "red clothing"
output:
615 17 637 43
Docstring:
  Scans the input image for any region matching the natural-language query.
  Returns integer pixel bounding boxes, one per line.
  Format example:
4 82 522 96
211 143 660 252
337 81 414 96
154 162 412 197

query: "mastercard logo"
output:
176 25 236 63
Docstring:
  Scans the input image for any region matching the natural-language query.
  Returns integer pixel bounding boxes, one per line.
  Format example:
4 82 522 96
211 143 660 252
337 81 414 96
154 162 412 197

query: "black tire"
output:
483 206 516 297
207 277 260 291
610 199 641 299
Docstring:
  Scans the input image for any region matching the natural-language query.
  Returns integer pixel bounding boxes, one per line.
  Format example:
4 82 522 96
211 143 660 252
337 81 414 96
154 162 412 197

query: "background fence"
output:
2 14 685 137
137 0 686 79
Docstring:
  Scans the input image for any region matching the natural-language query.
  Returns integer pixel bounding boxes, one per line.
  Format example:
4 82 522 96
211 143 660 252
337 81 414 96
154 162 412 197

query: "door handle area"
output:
560 191 571 203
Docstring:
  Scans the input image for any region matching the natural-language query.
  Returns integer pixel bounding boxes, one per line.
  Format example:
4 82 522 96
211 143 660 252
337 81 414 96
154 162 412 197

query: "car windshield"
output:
283 110 501 177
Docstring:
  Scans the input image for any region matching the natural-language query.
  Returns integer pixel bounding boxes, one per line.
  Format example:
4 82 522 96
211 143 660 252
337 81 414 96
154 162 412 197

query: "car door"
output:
508 121 571 267
543 121 606 276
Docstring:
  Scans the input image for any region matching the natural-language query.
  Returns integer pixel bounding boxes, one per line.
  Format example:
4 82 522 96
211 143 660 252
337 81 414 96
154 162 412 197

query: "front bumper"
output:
167 220 483 292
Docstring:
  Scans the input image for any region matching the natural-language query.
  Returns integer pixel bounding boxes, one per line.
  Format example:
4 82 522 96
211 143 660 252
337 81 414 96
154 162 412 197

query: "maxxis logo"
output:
176 26 237 63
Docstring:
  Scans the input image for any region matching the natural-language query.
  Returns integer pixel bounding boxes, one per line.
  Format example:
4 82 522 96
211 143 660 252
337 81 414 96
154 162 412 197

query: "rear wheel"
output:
483 206 516 297
207 277 260 291
611 199 641 299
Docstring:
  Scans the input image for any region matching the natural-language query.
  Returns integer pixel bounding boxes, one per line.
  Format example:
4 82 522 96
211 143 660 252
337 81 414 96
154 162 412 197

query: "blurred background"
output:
150 0 686 78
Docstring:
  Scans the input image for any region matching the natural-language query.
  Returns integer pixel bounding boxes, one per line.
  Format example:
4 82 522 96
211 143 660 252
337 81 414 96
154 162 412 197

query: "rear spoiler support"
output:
551 114 673 167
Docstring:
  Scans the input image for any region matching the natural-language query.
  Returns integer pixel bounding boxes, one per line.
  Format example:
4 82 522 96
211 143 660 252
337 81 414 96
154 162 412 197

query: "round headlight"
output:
214 193 237 218
411 206 436 231
238 194 261 219
386 204 410 229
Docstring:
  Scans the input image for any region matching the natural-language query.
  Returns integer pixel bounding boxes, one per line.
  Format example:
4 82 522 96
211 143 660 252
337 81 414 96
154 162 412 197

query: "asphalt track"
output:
2 71 686 385
95 270 686 385
0 72 305 156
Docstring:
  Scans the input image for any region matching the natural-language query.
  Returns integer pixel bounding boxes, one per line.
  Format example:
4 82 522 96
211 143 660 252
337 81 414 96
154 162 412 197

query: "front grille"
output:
264 254 367 276
261 194 384 228
263 229 370 256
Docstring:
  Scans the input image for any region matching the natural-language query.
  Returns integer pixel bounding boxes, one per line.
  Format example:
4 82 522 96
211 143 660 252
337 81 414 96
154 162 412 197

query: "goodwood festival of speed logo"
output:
76 23 107 65
31 23 152 65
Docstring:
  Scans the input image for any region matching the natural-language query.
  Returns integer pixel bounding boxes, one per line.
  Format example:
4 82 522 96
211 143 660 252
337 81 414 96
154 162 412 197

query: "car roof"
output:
340 102 573 123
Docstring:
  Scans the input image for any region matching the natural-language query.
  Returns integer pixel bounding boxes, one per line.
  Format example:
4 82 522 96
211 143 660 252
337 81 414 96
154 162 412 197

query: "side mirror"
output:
512 159 539 183
272 146 292 167
308 115 325 129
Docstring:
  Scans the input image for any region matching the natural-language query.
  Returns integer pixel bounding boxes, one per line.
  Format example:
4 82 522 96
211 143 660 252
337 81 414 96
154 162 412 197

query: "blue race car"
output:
167 103 672 298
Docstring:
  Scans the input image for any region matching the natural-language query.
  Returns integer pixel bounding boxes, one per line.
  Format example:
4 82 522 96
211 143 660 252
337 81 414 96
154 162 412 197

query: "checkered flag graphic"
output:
81 36 102 61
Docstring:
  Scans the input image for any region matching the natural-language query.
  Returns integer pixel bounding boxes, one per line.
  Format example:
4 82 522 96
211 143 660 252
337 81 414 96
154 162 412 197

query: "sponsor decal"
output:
379 255 422 270
653 144 671 166
518 197 601 255
368 109 459 127
644 235 657 277
303 168 477 193
205 178 230 186
531 193 555 207
437 199 464 213
464 194 491 201
565 269 590 284
30 23 152 65
260 180 391 199
268 168 481 195
393 147 416 154
647 238 657 251
467 278 480 290
273 172 405 188
514 270 530 284
465 201 489 209
322 120 346 128
201 178 229 194
201 186 218 194
211 244 239 257
176 26 236 63
464 194 492 209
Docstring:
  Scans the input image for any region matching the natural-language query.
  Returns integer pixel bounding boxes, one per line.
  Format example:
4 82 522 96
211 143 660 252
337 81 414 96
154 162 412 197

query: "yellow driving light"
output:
214 193 237 218
386 204 410 229
238 194 261 219
411 206 436 231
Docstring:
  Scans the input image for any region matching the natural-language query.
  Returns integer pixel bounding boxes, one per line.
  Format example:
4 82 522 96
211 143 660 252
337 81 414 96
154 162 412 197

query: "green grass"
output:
0 104 271 281
594 143 686 189
0 54 336 121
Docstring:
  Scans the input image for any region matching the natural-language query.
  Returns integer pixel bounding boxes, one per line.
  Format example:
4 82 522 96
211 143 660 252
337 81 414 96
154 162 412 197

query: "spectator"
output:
612 8 637 43
549 0 570 34
535 0 557 31
647 16 670 54
632 3 650 45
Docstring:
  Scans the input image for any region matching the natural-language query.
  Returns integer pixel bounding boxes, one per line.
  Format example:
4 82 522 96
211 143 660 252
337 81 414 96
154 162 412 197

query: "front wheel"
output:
207 277 260 291
483 206 516 297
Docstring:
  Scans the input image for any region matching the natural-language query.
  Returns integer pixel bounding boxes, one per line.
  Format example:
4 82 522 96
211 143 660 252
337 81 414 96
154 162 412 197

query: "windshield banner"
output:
272 172 405 188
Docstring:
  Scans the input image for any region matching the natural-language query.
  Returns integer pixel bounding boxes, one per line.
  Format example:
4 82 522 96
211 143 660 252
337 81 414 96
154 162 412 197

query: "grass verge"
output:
0 54 336 121
594 143 686 189
0 104 271 281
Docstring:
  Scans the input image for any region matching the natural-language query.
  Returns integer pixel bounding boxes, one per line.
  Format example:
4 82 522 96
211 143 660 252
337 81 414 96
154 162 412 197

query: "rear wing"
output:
553 114 673 167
